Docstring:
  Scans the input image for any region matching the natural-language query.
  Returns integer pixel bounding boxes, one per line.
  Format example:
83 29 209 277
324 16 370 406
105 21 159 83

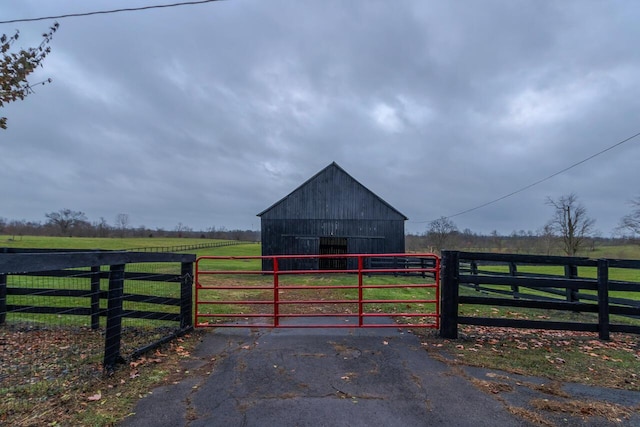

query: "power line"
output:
0 0 225 25
414 129 640 224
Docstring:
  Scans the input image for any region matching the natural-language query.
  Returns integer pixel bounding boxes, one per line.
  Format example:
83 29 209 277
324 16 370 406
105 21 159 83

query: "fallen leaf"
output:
87 392 101 401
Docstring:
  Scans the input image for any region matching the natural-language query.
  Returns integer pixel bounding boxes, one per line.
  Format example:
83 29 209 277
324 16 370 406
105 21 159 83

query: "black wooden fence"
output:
126 240 245 253
0 249 195 372
440 251 640 340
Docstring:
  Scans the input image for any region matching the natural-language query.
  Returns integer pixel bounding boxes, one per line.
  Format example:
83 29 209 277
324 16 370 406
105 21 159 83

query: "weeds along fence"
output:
126 240 246 253
0 249 195 372
440 251 640 340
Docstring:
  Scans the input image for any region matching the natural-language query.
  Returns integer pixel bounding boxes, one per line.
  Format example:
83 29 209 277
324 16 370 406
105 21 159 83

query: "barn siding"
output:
258 163 406 270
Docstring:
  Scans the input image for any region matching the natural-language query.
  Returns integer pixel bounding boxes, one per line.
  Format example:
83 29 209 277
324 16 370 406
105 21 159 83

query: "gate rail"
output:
195 253 439 329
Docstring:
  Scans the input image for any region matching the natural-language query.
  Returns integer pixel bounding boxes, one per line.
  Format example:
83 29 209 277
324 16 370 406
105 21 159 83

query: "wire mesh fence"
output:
0 250 194 380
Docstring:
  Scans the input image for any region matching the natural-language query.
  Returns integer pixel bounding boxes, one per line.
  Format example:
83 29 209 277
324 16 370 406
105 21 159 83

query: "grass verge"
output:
0 325 205 427
418 325 639 391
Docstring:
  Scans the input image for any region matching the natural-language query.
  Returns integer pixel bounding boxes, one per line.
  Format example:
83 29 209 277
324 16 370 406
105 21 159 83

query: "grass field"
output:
1 235 245 251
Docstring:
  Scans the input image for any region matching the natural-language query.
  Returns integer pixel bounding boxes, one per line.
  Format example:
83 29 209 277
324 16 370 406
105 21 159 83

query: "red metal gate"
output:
195 253 439 329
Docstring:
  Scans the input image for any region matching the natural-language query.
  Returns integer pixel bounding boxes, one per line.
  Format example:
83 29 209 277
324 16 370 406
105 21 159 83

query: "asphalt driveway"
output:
119 319 640 427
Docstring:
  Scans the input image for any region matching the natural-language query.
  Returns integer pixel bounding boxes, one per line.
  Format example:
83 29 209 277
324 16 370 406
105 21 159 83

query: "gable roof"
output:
257 161 408 220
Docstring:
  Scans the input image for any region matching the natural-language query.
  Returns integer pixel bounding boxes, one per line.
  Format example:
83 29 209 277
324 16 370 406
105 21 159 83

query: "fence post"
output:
104 264 125 373
470 261 478 291
180 261 193 329
440 251 459 339
597 259 610 341
0 274 6 325
90 266 101 330
564 264 579 304
509 262 519 299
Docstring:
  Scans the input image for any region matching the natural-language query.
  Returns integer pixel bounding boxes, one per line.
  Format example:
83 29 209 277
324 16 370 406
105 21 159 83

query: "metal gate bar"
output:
195 253 439 329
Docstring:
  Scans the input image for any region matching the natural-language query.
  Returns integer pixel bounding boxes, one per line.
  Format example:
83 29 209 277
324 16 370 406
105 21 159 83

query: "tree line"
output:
410 193 640 256
2 193 639 255
0 209 261 242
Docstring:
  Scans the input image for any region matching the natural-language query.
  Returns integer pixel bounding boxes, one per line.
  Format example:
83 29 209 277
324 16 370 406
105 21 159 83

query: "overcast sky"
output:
1 0 639 236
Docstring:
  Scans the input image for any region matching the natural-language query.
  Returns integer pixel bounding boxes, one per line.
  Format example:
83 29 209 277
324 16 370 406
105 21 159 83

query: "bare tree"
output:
617 196 640 237
45 208 87 236
95 217 110 238
174 222 193 237
115 213 129 238
537 224 557 256
545 193 595 256
426 216 458 253
1 23 59 129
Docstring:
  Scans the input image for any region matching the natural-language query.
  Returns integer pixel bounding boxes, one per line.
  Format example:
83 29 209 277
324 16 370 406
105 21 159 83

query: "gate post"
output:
440 251 459 339
180 261 193 330
104 264 125 373
597 259 610 341
0 274 6 325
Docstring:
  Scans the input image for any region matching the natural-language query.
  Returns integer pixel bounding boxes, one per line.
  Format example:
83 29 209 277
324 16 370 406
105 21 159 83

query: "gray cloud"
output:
1 0 639 235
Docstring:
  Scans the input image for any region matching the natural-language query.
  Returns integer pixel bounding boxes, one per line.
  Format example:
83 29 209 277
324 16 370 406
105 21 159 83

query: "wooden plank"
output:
457 251 597 266
120 310 180 321
460 274 597 290
458 316 599 332
6 305 92 315
7 288 96 297
609 305 640 316
607 259 640 269
610 324 640 334
0 251 196 274
608 280 640 292
459 295 597 312
122 294 181 306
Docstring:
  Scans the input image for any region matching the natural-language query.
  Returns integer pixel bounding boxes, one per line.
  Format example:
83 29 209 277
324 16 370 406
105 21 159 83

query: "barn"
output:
257 162 407 270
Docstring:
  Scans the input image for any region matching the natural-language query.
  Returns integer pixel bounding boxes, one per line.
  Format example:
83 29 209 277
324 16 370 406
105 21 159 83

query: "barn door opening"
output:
319 237 347 270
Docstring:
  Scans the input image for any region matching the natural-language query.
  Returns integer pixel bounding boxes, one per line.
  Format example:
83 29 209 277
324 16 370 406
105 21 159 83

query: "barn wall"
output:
258 163 406 270
261 218 405 270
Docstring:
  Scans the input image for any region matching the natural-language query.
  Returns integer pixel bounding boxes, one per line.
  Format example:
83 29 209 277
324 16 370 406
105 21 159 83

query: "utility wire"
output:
414 129 640 224
0 0 224 24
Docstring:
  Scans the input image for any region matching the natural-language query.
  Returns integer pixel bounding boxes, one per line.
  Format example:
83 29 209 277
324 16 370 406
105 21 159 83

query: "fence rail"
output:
125 240 246 253
440 251 640 340
0 249 195 372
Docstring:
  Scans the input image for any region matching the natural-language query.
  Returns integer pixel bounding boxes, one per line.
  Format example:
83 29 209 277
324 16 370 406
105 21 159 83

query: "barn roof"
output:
257 161 408 220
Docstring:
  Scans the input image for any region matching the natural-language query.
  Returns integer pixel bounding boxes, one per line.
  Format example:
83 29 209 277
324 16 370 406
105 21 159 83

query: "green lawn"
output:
0 235 236 250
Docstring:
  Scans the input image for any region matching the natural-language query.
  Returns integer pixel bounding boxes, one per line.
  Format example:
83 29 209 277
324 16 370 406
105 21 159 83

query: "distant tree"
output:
617 196 640 237
115 213 129 238
489 230 503 252
45 208 87 236
545 193 595 256
426 216 458 253
95 217 110 237
537 224 557 255
1 23 58 129
174 222 193 237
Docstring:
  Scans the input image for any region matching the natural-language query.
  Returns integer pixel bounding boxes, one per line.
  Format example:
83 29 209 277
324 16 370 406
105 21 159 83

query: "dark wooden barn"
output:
257 162 407 270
